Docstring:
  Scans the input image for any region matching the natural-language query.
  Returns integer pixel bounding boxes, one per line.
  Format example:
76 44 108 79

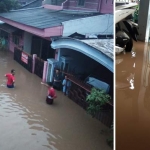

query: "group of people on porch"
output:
53 69 71 95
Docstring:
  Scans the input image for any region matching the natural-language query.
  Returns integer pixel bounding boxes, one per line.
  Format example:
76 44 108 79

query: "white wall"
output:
23 32 32 54
62 14 113 36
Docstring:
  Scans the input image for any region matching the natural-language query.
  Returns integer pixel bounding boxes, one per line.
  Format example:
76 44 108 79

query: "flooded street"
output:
0 51 111 150
116 42 150 149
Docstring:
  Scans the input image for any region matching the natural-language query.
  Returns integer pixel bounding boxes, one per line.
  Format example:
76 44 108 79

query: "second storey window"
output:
78 0 85 6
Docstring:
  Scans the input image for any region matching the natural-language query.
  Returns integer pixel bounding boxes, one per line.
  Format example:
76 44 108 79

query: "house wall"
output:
99 0 113 14
63 0 113 13
23 32 32 54
9 33 24 53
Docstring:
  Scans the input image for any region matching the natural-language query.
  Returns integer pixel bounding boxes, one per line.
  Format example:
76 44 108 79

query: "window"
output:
78 0 85 6
12 35 19 45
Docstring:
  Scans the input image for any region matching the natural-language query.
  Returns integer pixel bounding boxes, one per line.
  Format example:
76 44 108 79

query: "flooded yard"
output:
0 50 111 150
116 42 150 149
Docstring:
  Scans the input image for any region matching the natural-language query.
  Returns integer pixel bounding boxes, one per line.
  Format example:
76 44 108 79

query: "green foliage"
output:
0 0 20 13
133 5 139 22
86 88 111 117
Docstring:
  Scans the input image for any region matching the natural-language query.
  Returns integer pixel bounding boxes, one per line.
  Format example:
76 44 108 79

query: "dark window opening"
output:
12 35 19 45
78 0 85 6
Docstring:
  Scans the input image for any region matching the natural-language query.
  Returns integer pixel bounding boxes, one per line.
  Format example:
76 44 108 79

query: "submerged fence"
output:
14 47 32 73
34 57 44 78
68 80 113 127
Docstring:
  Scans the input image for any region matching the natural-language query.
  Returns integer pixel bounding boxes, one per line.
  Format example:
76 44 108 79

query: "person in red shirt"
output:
41 82 57 104
4 69 15 88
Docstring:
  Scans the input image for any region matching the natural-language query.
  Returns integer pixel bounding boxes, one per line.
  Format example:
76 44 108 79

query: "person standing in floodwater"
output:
41 82 57 105
4 69 15 88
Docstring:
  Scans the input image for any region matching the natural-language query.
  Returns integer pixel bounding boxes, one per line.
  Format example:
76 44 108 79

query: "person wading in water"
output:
41 82 57 105
4 69 15 88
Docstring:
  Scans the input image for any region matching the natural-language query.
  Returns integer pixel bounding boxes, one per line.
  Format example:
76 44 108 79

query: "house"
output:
0 1 113 126
0 1 113 86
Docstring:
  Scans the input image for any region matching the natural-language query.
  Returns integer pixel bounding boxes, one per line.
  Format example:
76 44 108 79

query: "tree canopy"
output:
0 0 20 13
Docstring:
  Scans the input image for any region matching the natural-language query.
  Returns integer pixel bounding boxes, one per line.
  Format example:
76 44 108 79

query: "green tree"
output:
86 88 113 148
0 0 20 13
86 87 111 117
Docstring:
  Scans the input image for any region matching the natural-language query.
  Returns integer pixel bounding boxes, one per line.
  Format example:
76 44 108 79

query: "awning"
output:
51 37 113 73
0 23 18 34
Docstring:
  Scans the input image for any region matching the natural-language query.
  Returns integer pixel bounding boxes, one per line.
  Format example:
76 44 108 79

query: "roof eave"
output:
0 17 63 37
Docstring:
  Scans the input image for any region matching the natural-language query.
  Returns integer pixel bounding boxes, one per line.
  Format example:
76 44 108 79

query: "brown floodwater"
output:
0 50 111 150
116 42 150 150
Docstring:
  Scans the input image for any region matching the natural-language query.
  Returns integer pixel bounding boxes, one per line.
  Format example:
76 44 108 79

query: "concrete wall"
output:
62 14 113 36
99 0 113 14
23 32 32 54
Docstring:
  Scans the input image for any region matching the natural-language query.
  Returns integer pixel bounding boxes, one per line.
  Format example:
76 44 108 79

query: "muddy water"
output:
0 51 111 150
116 42 150 150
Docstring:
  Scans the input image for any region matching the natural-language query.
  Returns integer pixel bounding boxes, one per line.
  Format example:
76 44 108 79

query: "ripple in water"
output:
0 92 58 150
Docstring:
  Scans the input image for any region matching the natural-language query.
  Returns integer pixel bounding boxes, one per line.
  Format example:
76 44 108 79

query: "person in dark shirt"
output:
53 69 62 90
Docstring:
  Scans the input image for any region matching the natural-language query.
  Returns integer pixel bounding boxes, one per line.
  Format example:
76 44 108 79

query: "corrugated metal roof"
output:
0 8 100 29
81 39 114 60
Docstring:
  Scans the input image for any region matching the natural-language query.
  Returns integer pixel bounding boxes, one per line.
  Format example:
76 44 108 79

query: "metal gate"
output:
34 57 44 78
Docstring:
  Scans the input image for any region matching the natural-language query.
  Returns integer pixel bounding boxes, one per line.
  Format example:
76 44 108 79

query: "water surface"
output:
0 51 111 150
116 42 150 149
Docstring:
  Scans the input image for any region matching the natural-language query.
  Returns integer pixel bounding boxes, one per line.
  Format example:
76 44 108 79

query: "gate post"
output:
32 54 37 73
42 61 48 82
